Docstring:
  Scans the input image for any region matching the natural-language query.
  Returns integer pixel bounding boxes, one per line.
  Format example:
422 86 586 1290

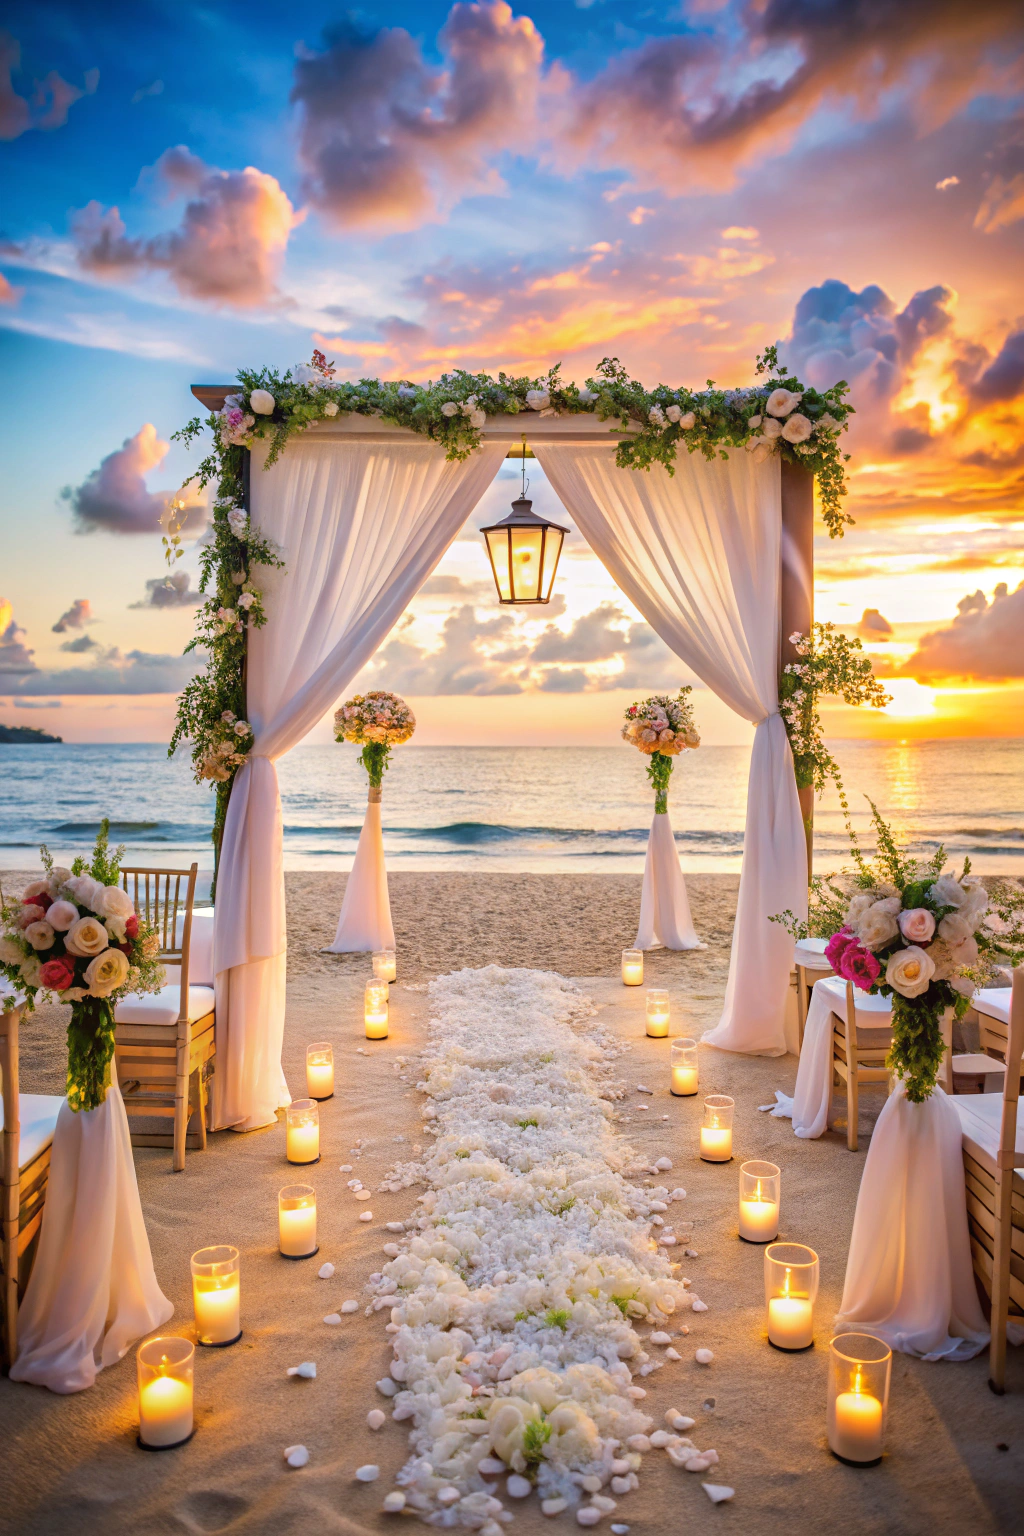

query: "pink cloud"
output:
61 424 172 535
52 599 93 634
0 33 96 140
905 582 1024 680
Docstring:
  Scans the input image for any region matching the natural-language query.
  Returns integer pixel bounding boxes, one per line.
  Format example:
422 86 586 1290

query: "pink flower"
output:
17 904 46 929
125 913 139 940
839 941 882 991
824 927 855 971
40 956 76 991
898 907 936 944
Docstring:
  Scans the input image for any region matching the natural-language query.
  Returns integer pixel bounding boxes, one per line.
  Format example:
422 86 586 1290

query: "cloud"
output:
130 571 204 608
974 172 1024 233
62 424 175 535
0 598 34 674
904 582 1024 680
292 3 544 230
0 273 20 304
936 176 960 191
72 146 298 306
0 32 97 140
131 80 163 104
60 633 100 653
12 646 202 697
52 598 92 633
857 608 894 639
970 330 1024 404
13 699 61 709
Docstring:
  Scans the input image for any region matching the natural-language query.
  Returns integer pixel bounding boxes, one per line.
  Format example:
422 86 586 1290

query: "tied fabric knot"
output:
368 785 383 804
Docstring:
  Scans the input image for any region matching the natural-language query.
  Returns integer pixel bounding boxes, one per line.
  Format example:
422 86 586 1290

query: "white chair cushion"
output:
814 973 892 1026
952 1053 1006 1076
950 1091 1024 1164
0 1093 64 1170
973 988 1011 1026
114 984 215 1027
795 937 833 971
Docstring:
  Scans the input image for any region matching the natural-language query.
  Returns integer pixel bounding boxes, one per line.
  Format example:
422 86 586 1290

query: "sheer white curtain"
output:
534 443 806 1055
212 434 508 1130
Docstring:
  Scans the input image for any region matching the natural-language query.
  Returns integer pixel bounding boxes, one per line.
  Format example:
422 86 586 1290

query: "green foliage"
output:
516 1116 539 1129
360 741 392 788
66 995 116 1112
521 1417 553 1469
646 751 673 815
544 1308 571 1330
888 988 954 1105
87 817 126 886
611 1296 632 1317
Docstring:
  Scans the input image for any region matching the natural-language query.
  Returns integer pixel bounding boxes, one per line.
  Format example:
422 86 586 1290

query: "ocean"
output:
0 739 1020 890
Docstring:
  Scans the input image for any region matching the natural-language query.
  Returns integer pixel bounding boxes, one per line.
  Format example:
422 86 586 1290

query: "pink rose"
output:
40 956 76 991
17 904 46 929
898 907 936 944
839 940 882 991
824 928 855 971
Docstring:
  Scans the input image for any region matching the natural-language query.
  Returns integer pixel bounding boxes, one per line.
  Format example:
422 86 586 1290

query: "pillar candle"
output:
279 1195 317 1258
139 1374 193 1447
621 950 644 986
671 1064 698 1096
739 1179 779 1242
373 950 397 983
286 1117 319 1165
193 1273 240 1345
767 1295 814 1350
831 1386 884 1463
699 1125 732 1161
305 1045 334 1100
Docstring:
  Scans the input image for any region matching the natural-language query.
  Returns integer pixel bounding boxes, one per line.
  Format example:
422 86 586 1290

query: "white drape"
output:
634 811 701 950
534 443 805 1055
325 795 395 953
213 435 507 1130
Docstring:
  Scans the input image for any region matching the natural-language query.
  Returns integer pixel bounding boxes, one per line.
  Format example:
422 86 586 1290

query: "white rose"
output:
885 945 936 998
762 416 783 439
249 389 275 414
20 955 42 987
962 884 988 925
46 899 79 931
857 904 900 949
65 915 110 958
949 973 976 998
0 936 25 963
747 414 762 429
874 896 903 915
665 404 681 423
84 948 129 998
440 402 459 417
237 592 255 609
105 916 127 943
937 912 971 948
48 867 73 897
898 907 936 944
227 509 249 538
677 412 696 430
766 388 802 418
323 401 339 417
23 921 55 951
577 387 599 404
100 885 134 921
234 720 251 736
928 875 966 909
469 409 487 429
67 873 104 912
950 935 979 967
781 412 813 443
22 879 50 901
525 390 550 411
847 893 874 924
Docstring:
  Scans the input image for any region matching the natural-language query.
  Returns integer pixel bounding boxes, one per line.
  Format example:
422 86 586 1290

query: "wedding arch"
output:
173 353 854 1131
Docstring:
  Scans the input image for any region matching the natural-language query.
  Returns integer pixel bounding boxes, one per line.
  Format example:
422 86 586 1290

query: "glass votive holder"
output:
622 949 644 986
646 988 670 1038
191 1245 241 1346
827 1334 891 1465
372 949 397 983
738 1160 781 1243
137 1336 194 1449
305 1042 334 1100
699 1094 734 1161
765 1242 818 1351
365 978 389 1039
278 1183 318 1259
285 1098 320 1165
670 1038 699 1096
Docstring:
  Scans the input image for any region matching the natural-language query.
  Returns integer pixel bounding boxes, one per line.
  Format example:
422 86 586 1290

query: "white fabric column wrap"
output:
534 443 805 1055
325 795 395 953
213 435 507 1129
634 810 701 950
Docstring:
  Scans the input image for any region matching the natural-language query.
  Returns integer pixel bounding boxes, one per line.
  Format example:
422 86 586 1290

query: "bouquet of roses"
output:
334 690 415 793
621 688 699 813
0 820 165 1111
196 708 253 783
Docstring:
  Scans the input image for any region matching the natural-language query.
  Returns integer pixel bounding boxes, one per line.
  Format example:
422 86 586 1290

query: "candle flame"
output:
853 1366 862 1395
782 1267 791 1299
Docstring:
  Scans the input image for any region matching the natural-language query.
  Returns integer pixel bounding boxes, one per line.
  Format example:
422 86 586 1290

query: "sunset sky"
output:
1 0 1022 746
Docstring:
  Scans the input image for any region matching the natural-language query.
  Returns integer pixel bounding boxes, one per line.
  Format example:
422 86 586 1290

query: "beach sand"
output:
3 872 1021 1536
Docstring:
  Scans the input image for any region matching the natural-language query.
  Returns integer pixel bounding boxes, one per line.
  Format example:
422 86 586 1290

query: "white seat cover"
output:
0 1093 64 1169
950 1092 1024 1164
114 983 215 1027
794 937 832 970
973 988 1011 1026
814 973 892 1024
173 907 214 987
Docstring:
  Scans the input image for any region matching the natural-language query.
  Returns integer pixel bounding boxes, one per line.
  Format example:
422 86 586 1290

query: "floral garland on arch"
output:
0 821 165 1111
335 691 416 794
621 689 699 814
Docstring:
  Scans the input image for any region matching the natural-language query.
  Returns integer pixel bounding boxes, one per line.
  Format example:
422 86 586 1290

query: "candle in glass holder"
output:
646 989 670 1038
365 979 389 1039
827 1334 890 1465
191 1245 241 1346
137 1337 194 1448
373 949 397 984
738 1160 780 1243
699 1094 734 1161
670 1038 698 1096
305 1042 334 1100
765 1243 817 1351
622 949 644 986
279 1183 317 1258
286 1099 320 1164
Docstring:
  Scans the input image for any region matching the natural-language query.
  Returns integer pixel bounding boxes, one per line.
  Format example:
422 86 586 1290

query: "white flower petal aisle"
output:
366 966 720 1524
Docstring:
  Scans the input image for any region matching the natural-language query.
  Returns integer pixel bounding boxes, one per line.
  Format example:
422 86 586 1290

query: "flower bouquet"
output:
334 691 415 800
196 708 253 783
621 689 699 813
0 821 165 1111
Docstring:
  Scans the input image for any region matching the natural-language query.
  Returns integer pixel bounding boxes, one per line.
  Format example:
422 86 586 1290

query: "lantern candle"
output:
764 1243 818 1351
137 1337 194 1449
699 1094 734 1161
305 1042 334 1100
285 1098 320 1164
365 979 389 1039
827 1334 890 1465
621 949 644 986
670 1038 698 1096
738 1160 780 1243
191 1245 241 1346
646 989 670 1038
373 949 397 984
278 1183 318 1259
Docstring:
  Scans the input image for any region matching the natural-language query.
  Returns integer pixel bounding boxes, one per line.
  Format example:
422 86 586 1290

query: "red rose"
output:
40 956 76 990
119 941 132 955
125 914 139 939
25 891 53 912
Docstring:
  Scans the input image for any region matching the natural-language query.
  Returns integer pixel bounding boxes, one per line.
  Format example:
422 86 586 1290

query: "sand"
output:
3 872 1021 1536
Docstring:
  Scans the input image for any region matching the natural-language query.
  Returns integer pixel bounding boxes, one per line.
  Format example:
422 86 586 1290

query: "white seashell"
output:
648 1431 670 1448
341 1300 360 1313
356 1190 372 1201
658 1236 677 1246
670 1188 687 1200
610 1459 630 1475
611 1526 630 1534
651 1216 664 1227
654 1157 673 1171
356 1464 380 1482
323 1313 342 1325
635 1085 653 1094
669 1414 695 1431
636 1105 648 1112
383 1243 400 1257
286 1361 316 1379
590 1496 617 1513
386 1221 404 1233
506 1475 532 1498
665 1348 681 1361
626 1385 646 1400
702 1449 719 1465
359 1211 373 1222
376 1378 399 1396
284 1444 309 1468
543 1498 569 1516
695 1348 714 1364
650 1331 671 1345
684 1456 709 1473
580 1475 602 1493
610 1477 631 1495
577 1510 602 1527
478 1457 506 1475
625 1434 650 1452
703 1485 734 1504
383 1492 407 1512
437 1487 462 1505
649 1200 667 1213
367 1409 386 1430
691 1299 708 1312
339 1164 353 1172
347 1179 362 1190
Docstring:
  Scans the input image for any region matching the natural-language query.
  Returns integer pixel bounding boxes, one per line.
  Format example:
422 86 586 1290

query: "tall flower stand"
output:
325 785 396 954
634 805 702 951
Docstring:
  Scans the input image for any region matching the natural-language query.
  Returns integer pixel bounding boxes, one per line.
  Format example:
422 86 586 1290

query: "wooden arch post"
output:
780 460 815 886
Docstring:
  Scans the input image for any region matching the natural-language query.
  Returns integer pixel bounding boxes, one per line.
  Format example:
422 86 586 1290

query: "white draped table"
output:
9 1082 172 1394
762 975 891 1138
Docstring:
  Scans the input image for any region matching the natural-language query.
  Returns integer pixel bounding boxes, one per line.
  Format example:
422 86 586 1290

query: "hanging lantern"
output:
481 448 568 605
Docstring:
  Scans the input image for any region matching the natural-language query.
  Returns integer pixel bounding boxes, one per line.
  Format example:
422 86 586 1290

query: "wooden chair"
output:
1 1000 64 1372
951 967 1024 1395
793 937 834 1050
821 976 894 1151
114 865 215 1172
